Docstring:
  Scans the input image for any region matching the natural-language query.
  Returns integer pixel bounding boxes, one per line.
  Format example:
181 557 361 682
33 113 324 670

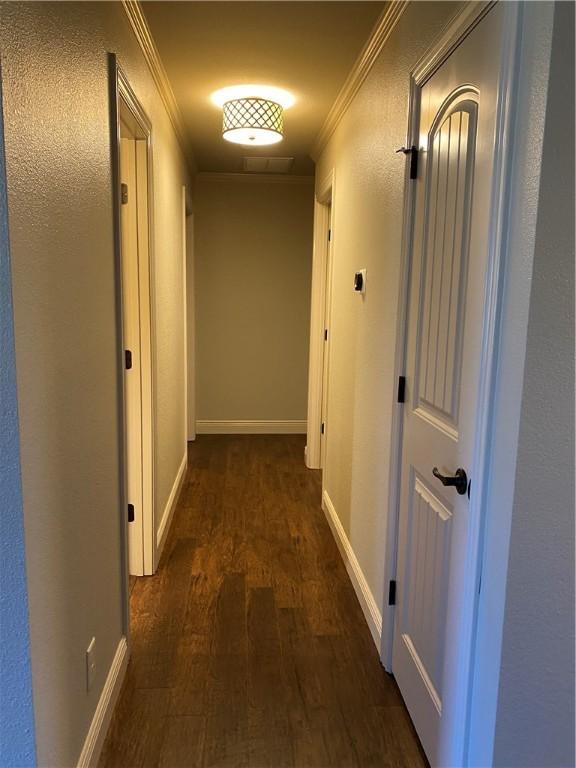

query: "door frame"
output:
306 169 335 470
110 56 156 597
183 188 195 443
382 1 555 764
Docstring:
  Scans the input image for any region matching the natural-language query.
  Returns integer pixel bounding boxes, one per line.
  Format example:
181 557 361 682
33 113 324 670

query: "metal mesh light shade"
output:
222 98 284 145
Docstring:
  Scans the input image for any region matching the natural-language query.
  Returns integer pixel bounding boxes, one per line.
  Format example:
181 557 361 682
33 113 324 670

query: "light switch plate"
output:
354 269 367 294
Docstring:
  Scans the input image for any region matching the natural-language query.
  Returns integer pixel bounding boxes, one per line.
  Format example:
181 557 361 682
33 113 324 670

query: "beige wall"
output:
493 3 575 764
195 175 314 424
315 2 458 619
0 2 191 765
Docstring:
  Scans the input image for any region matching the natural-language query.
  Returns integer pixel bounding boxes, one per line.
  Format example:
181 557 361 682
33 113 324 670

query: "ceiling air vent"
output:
243 157 294 173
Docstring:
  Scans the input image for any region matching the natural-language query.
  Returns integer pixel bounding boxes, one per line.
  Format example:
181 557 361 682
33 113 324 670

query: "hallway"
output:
99 436 426 767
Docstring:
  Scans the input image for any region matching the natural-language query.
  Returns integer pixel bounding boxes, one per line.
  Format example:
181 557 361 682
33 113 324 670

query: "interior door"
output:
392 6 505 764
120 133 144 576
320 206 332 469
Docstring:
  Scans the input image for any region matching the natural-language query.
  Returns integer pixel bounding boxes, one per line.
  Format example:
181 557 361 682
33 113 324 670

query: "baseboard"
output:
156 452 187 561
77 636 128 768
322 490 383 649
196 420 307 435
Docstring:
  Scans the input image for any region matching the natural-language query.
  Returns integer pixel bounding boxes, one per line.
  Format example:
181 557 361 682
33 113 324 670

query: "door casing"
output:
111 58 157 594
382 1 555 764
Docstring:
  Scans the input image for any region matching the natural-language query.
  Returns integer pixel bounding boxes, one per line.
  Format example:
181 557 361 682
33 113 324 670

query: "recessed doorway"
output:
115 65 155 578
306 171 334 472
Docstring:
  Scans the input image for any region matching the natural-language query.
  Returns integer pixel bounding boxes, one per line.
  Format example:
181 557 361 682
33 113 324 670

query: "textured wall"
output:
315 1 458 616
0 78 37 768
195 176 313 422
0 2 191 765
493 3 575 765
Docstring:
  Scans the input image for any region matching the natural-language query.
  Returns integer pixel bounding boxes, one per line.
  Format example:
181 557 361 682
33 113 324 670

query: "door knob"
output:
432 467 468 495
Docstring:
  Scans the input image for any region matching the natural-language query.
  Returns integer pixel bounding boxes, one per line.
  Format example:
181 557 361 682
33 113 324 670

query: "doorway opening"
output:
116 67 155 578
306 171 334 472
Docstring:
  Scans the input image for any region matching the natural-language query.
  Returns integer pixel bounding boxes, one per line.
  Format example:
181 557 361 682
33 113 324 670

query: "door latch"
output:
396 145 419 180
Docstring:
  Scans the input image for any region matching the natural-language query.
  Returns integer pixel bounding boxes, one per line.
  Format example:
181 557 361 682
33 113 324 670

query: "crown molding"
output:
311 0 409 160
121 0 195 172
196 172 315 185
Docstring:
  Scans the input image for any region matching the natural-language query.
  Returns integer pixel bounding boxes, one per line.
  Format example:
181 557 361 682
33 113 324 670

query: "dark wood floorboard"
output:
99 435 427 768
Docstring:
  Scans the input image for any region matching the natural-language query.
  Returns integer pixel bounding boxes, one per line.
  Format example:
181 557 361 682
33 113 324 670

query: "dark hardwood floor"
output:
99 435 427 768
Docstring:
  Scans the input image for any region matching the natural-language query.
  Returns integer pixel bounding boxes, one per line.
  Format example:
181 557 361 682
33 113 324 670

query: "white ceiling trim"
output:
196 172 314 185
121 0 195 171
311 0 409 160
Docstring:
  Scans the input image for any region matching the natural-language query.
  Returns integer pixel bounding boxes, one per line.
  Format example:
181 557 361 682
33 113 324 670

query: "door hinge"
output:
397 375 406 403
328 228 331 242
125 349 132 370
128 503 135 523
395 145 418 180
388 579 397 606
321 422 325 435
324 328 328 341
121 183 129 205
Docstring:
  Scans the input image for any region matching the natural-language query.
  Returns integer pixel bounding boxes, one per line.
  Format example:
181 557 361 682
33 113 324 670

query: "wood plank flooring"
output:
99 435 427 768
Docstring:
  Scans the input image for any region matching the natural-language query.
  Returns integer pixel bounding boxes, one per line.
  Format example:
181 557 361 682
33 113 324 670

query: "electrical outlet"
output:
86 637 96 692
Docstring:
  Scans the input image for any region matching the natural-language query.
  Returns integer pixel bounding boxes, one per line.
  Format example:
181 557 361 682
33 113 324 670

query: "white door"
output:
393 6 505 765
320 208 332 469
120 135 144 576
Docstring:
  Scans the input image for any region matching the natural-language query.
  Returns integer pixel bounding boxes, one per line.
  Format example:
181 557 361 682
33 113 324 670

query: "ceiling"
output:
142 1 386 175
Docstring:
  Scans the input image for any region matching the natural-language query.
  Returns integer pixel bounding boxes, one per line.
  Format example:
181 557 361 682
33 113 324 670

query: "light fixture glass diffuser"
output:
222 98 283 146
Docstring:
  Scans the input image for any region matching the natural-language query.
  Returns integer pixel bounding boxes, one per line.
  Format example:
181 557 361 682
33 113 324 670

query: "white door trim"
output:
382 1 553 763
110 54 157 635
184 193 195 443
306 170 334 469
117 68 156 578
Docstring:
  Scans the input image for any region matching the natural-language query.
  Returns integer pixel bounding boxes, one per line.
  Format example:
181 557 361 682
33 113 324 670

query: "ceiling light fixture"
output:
211 85 295 147
222 97 283 146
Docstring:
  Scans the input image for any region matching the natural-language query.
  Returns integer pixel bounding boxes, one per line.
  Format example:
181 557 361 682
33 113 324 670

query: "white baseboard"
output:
196 420 307 435
156 452 187 561
322 490 383 649
77 636 128 768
